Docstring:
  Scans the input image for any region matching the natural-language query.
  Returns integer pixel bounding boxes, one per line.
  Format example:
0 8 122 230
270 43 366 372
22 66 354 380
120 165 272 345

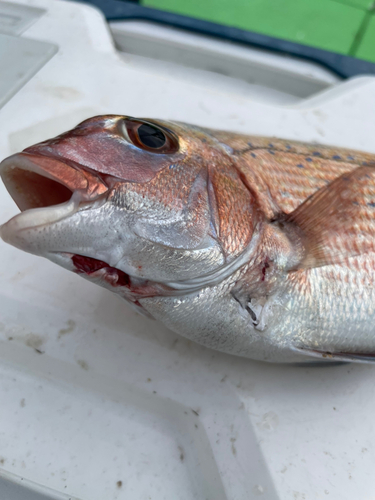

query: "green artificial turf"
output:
142 0 375 61
356 13 375 60
333 0 373 9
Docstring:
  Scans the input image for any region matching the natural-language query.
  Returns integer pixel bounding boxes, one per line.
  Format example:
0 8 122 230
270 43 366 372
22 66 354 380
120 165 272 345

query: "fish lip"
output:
0 194 81 244
0 152 109 240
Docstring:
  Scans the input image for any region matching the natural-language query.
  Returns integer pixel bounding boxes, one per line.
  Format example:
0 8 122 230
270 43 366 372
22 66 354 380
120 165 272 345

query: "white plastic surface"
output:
1 1 375 499
0 470 76 500
111 21 340 104
0 1 44 35
0 33 57 109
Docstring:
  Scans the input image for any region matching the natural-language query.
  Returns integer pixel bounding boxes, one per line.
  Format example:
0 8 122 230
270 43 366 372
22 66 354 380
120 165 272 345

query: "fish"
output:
1 114 375 363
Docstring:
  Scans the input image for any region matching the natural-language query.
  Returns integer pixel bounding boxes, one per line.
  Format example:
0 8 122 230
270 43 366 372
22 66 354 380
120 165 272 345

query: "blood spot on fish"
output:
261 259 270 281
72 255 130 287
115 271 131 287
72 254 108 273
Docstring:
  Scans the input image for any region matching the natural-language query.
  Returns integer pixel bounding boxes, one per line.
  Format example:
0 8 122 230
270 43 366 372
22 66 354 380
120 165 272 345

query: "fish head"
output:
0 115 259 309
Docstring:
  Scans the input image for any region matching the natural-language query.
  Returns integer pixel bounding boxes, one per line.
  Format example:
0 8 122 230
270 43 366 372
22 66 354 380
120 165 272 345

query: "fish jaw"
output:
0 152 109 251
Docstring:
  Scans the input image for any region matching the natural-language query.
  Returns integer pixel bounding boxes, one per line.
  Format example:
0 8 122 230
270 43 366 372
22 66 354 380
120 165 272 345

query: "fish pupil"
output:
137 124 166 149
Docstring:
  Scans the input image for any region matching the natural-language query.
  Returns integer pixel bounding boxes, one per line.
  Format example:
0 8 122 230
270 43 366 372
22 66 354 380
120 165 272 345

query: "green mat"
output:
142 0 375 62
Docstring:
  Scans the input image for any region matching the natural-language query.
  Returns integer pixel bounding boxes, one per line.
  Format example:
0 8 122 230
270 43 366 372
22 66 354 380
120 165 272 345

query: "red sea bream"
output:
1 115 375 363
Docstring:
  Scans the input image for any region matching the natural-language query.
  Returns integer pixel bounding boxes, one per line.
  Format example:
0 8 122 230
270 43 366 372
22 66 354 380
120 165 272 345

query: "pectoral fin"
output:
285 165 375 268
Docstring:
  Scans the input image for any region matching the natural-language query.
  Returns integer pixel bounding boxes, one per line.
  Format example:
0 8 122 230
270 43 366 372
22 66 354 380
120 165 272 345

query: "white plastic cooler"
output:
1 1 375 499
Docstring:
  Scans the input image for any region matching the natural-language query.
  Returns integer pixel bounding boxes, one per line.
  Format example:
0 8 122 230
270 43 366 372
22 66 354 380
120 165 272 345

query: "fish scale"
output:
289 255 375 354
241 150 365 213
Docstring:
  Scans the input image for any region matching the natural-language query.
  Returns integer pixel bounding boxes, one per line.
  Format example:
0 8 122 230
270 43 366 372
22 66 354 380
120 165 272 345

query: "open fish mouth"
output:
1 153 78 212
0 152 109 233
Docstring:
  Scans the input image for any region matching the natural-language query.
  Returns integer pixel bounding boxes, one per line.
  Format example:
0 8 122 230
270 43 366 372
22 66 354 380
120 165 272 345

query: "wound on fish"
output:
72 254 131 287
261 260 270 281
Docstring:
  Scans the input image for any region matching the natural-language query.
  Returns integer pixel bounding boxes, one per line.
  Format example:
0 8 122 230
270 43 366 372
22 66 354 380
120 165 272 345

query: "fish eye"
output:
123 119 179 154
138 123 166 149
